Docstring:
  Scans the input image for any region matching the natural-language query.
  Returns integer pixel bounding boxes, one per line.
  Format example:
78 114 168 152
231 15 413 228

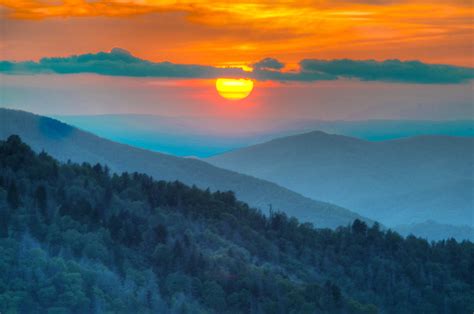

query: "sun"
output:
215 78 254 100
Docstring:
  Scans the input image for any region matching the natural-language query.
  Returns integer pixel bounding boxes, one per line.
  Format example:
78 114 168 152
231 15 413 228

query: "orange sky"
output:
1 0 473 67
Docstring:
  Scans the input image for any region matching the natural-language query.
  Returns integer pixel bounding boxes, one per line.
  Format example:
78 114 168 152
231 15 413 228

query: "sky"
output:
0 0 473 127
1 73 473 121
1 0 473 66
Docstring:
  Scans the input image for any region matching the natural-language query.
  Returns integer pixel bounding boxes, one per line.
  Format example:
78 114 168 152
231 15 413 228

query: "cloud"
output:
1 49 473 84
0 48 246 79
253 58 285 71
251 57 474 84
299 59 474 84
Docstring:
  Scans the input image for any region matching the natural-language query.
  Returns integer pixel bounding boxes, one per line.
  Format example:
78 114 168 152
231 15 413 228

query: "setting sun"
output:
215 78 254 100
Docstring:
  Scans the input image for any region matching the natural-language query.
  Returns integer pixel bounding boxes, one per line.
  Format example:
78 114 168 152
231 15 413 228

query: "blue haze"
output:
54 115 474 157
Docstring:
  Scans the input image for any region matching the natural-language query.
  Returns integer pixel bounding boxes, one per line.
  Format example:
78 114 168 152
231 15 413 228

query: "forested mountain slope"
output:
0 136 473 313
0 108 367 229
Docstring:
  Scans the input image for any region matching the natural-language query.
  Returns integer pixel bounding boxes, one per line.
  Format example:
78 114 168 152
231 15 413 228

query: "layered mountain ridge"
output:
0 108 367 229
208 130 474 229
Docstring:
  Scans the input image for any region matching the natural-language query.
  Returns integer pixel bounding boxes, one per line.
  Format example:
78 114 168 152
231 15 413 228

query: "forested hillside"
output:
0 108 367 229
0 135 473 313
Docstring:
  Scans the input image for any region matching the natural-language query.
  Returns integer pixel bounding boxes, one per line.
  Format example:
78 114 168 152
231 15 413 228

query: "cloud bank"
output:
253 58 285 71
1 49 473 84
0 48 246 79
299 59 474 84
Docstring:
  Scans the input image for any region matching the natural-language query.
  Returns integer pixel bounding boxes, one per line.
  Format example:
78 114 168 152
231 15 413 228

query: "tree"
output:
153 224 167 244
35 185 48 221
0 204 9 238
202 281 226 311
165 272 191 296
7 181 20 210
352 219 367 236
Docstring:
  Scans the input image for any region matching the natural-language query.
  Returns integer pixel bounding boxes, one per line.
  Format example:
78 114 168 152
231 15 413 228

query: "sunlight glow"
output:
215 78 254 100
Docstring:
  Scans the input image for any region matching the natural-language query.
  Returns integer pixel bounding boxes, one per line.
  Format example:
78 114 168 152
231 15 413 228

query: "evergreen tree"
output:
0 204 9 238
154 224 168 244
35 185 48 221
7 181 20 210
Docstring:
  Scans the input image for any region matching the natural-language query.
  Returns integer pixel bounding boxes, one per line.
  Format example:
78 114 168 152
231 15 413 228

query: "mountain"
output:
1 136 472 313
208 131 474 228
394 220 474 242
0 108 367 229
55 114 474 157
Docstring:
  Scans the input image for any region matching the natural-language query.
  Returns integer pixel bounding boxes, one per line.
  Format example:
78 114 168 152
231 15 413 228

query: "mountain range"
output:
55 114 474 157
2 136 472 313
0 108 366 229
395 220 474 242
2 108 472 240
208 131 474 228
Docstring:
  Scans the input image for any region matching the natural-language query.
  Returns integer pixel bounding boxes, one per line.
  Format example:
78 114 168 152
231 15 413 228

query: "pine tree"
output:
0 204 9 238
154 224 168 244
7 181 20 210
35 185 48 222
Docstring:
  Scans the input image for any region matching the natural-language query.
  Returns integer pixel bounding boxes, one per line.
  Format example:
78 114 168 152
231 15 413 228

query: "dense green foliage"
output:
0 135 473 313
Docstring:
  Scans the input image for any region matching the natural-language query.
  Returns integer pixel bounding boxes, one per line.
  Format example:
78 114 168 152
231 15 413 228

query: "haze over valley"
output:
208 131 474 230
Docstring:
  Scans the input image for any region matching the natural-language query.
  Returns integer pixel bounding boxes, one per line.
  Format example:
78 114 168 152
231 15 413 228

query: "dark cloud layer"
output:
0 48 246 79
1 49 473 84
253 58 285 70
299 59 474 84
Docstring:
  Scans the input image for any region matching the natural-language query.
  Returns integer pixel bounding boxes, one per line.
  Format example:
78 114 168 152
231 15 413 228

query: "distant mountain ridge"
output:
394 220 474 242
55 114 474 157
0 108 368 229
208 130 474 228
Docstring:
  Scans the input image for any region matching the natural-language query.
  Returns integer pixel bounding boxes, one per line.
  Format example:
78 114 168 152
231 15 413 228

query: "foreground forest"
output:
0 135 472 313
